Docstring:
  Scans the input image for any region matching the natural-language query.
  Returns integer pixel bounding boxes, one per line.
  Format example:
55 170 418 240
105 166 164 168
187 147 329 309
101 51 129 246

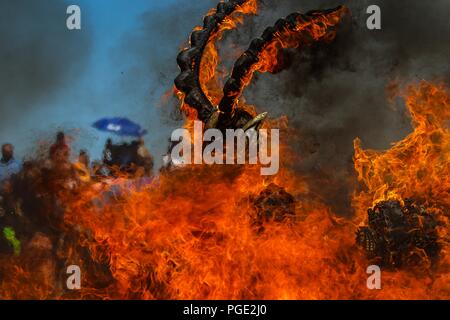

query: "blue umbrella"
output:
92 117 148 137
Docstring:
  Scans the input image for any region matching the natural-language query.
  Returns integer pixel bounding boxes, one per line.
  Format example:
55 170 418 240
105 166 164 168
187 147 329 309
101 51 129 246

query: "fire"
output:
352 82 450 297
60 82 450 299
1 83 448 299
353 82 450 217
59 165 357 299
199 0 258 106
55 81 449 298
226 7 349 106
175 0 258 125
0 0 448 300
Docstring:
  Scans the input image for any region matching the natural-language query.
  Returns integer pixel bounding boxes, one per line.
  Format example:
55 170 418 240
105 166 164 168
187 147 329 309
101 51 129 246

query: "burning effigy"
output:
0 0 449 300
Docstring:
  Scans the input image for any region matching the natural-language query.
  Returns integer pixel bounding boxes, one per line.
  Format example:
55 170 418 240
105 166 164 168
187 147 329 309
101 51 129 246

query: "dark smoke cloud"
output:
109 1 217 165
214 0 450 214
121 0 449 213
0 1 91 119
112 0 217 120
89 0 449 213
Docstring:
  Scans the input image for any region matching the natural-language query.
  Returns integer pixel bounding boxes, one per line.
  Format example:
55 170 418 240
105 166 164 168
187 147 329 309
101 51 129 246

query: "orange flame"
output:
0 0 448 299
223 7 349 107
200 0 258 105
175 0 258 124
353 82 450 216
1 82 448 300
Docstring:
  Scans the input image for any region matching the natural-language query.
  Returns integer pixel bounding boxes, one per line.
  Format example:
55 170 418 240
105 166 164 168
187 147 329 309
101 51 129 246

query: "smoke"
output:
119 0 449 213
210 0 450 214
0 0 91 143
3 0 445 213
109 0 218 166
112 0 218 115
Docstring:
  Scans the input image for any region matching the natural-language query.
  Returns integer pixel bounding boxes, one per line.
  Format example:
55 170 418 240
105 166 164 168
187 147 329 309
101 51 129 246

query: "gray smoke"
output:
3 0 445 214
0 0 91 142
209 0 449 215
123 0 449 213
110 0 218 166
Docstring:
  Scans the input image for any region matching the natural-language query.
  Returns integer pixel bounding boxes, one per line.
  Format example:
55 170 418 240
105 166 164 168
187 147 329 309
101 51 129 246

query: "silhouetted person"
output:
49 131 69 164
103 138 114 167
0 143 21 184
137 138 153 176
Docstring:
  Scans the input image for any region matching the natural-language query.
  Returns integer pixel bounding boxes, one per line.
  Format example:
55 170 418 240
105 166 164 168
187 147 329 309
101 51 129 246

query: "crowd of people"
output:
1 131 154 185
0 131 154 256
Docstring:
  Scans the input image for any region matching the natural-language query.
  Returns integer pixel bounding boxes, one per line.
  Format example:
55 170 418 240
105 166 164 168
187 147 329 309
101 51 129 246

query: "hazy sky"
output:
0 0 215 167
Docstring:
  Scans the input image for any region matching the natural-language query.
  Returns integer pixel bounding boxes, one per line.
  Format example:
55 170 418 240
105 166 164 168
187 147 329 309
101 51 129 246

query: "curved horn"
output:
218 6 349 117
174 0 255 127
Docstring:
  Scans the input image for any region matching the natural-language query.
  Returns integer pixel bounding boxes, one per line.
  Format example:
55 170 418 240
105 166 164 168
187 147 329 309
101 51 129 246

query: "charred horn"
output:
175 0 250 126
218 6 349 117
